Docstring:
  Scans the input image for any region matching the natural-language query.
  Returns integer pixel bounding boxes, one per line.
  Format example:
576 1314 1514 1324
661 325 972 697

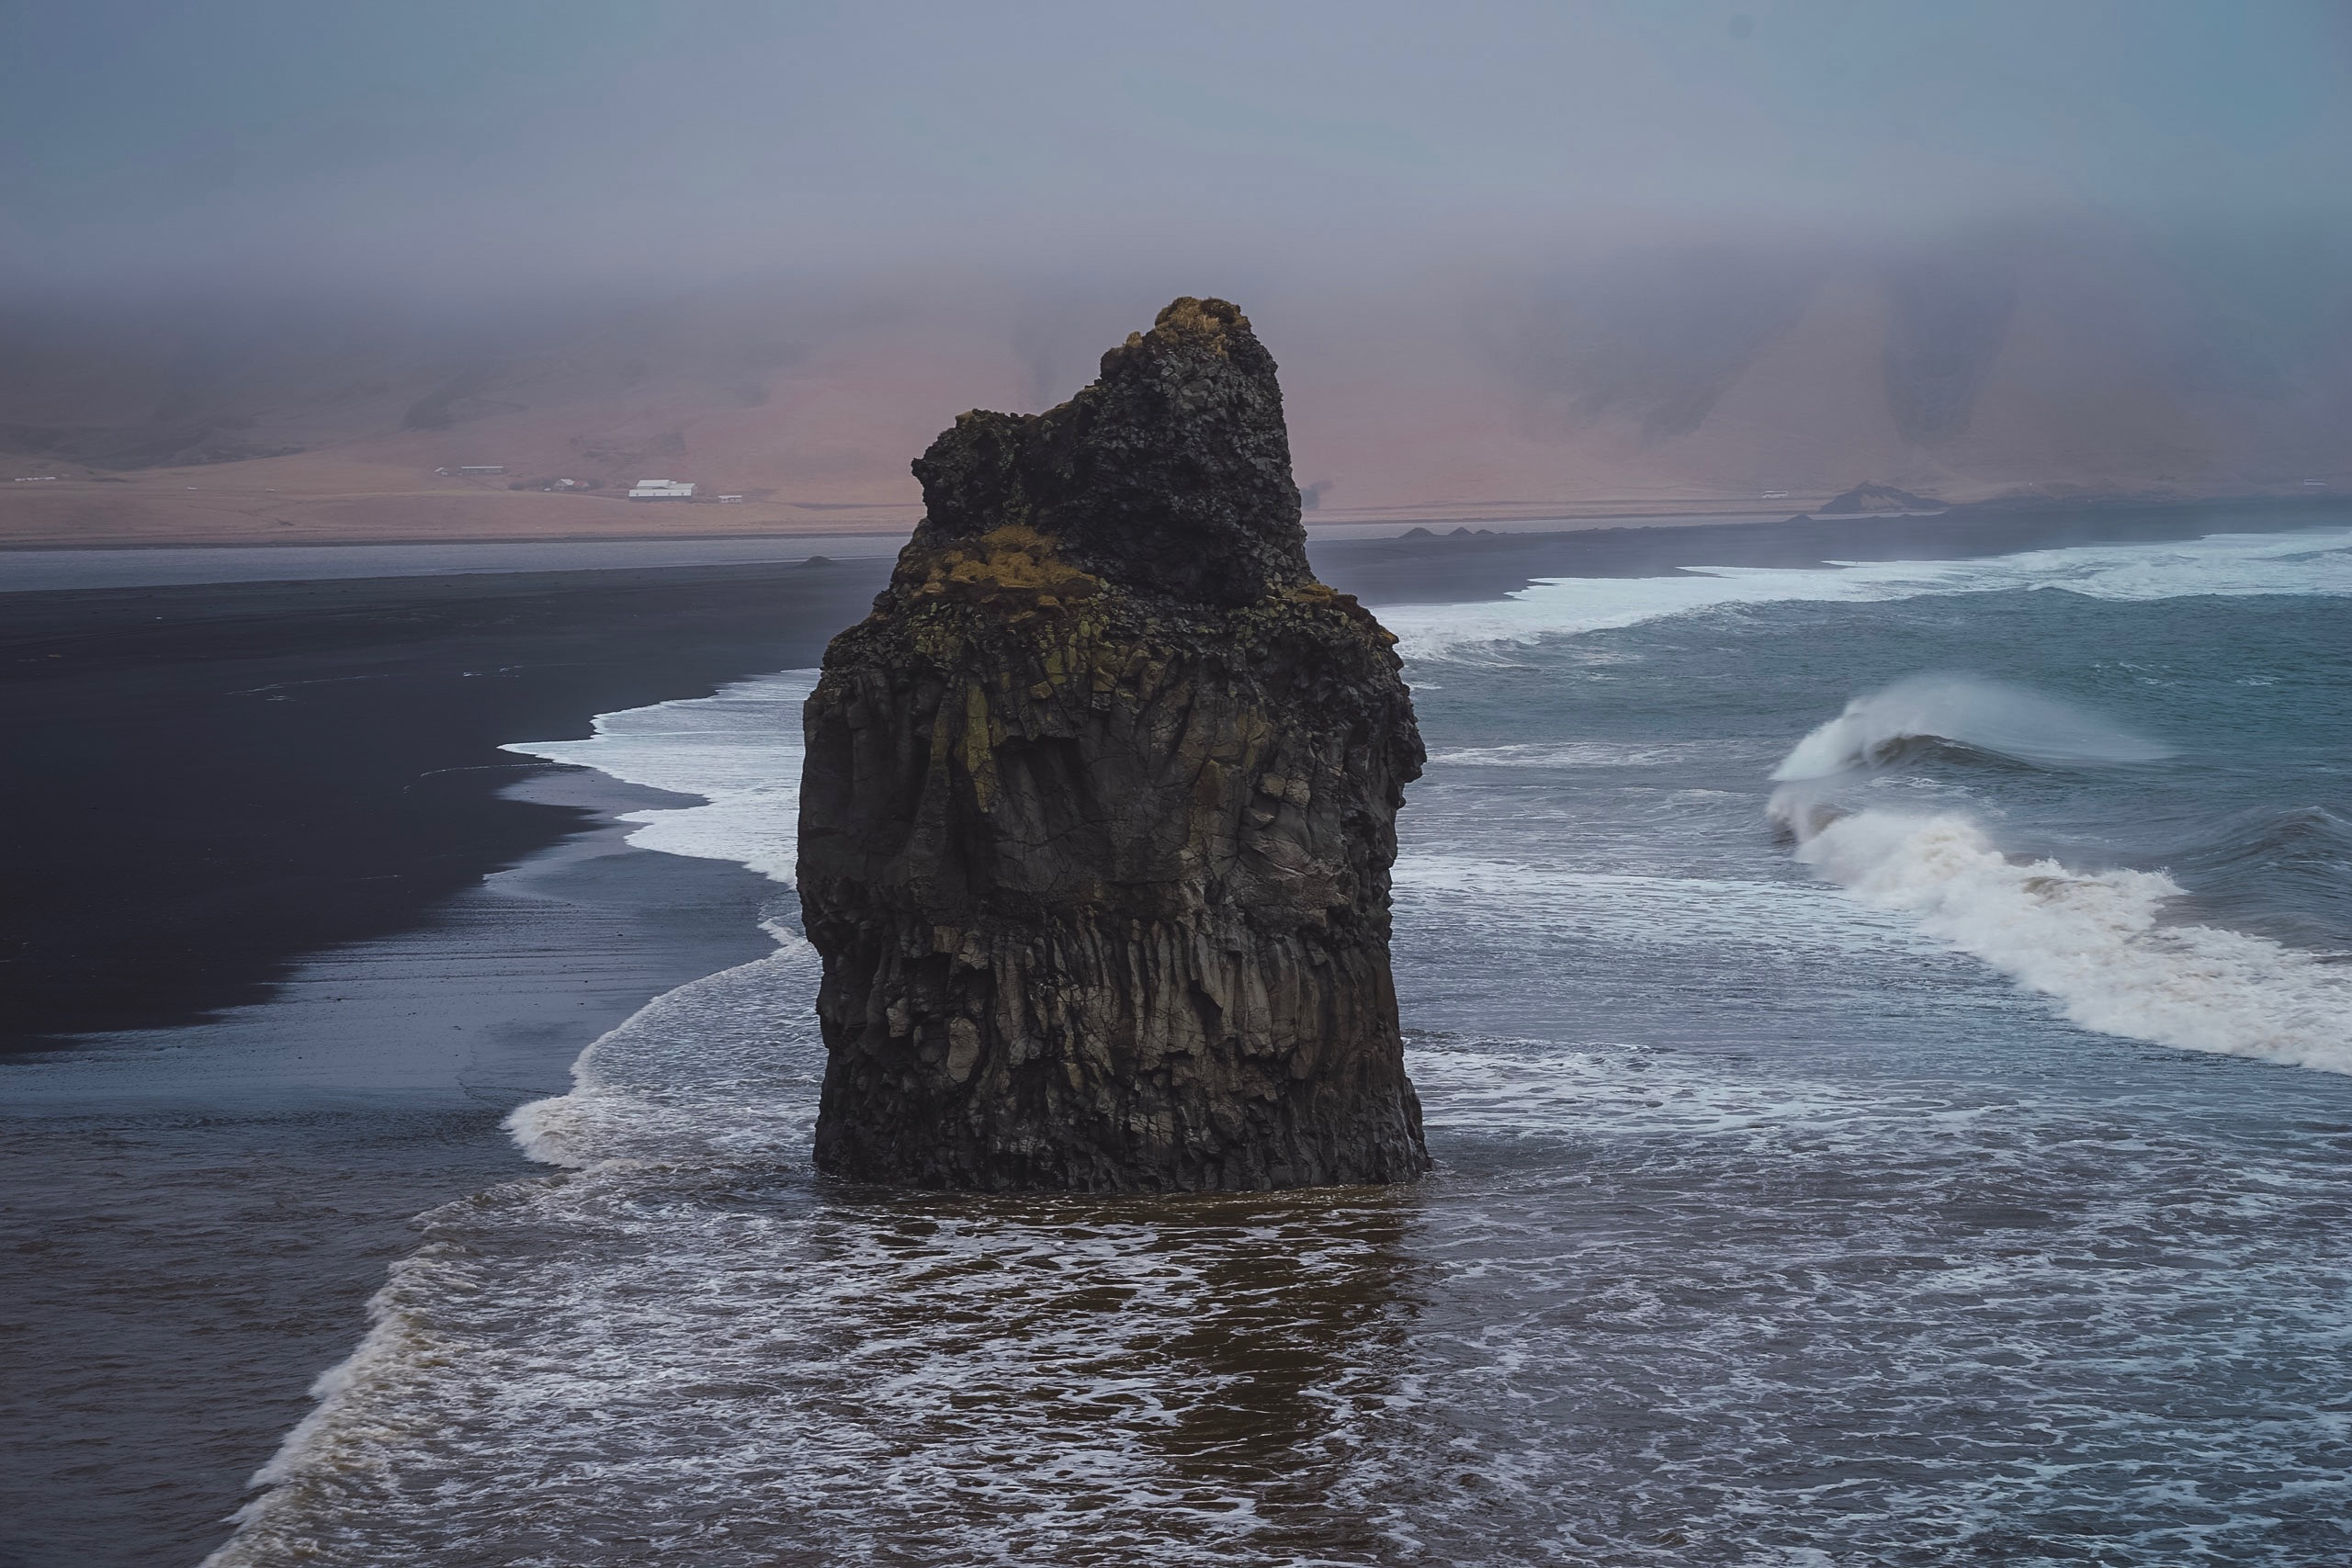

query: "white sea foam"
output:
1788 808 2352 1074
503 669 819 885
206 936 836 1568
1381 525 2352 660
504 928 825 1170
1770 678 2352 1076
1771 673 2176 781
498 669 825 1171
209 671 830 1565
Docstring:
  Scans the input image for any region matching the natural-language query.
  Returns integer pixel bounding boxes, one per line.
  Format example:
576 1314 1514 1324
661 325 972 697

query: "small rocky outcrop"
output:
797 297 1430 1190
1816 482 1941 515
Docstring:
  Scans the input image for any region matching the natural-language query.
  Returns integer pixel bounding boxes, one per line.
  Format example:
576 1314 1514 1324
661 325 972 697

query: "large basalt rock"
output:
797 297 1429 1190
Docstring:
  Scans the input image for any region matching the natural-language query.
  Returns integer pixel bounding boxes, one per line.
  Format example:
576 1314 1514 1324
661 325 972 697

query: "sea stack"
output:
797 299 1430 1190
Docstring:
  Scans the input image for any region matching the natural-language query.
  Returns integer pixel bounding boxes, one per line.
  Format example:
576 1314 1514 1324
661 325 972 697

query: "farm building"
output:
628 479 695 501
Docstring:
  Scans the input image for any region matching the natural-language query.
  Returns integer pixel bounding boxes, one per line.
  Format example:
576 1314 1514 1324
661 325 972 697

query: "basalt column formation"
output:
797 298 1429 1190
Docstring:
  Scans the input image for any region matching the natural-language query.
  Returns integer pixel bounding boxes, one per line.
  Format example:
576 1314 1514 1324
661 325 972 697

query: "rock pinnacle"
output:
797 297 1430 1190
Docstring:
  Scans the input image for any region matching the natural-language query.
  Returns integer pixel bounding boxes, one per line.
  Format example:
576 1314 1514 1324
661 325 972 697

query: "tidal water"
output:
209 525 2352 1566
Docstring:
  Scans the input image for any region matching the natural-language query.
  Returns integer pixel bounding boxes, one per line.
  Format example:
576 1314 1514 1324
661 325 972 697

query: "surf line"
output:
1769 677 2350 1076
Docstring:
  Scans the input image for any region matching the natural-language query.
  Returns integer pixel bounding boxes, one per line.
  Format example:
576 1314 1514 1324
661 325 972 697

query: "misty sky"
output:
6 0 2348 306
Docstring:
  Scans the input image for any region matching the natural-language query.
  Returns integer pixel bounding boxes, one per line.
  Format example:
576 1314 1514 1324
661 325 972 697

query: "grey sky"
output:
6 0 2346 304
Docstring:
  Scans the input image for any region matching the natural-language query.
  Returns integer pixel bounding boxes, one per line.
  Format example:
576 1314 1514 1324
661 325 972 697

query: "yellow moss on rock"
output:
1149 296 1247 353
917 525 1104 603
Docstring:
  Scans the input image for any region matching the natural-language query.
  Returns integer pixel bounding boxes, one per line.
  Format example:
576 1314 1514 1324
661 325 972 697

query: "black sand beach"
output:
2 558 888 1567
1 558 899 1048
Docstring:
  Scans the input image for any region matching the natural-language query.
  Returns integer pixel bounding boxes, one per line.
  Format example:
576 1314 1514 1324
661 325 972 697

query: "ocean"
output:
200 523 2352 1564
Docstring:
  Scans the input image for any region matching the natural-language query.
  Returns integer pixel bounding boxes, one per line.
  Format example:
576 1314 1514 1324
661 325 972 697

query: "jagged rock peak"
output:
798 296 1430 1192
903 296 1311 607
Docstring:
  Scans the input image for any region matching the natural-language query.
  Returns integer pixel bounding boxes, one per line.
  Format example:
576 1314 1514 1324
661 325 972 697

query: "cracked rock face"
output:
797 297 1429 1190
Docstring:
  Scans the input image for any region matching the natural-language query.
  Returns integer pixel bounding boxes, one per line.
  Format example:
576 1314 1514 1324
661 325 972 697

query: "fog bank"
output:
4 2 2346 534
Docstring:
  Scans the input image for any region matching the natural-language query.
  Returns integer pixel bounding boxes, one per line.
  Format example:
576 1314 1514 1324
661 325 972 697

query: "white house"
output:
628 479 695 501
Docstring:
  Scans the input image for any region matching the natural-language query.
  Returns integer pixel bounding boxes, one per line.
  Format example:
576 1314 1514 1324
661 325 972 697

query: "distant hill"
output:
4 225 2346 547
1815 484 1943 515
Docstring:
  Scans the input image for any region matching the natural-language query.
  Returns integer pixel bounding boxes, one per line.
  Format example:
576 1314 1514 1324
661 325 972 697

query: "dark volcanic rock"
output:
797 298 1430 1190
1817 481 1941 516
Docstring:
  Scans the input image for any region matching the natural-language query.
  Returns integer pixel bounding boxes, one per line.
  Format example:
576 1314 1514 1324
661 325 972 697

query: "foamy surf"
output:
1772 678 2352 1075
201 1245 483 1568
208 935 834 1568
495 668 827 1177
1425 739 1725 768
503 926 823 1170
1381 525 2352 660
208 673 833 1568
1793 807 2352 1073
1771 674 2177 781
503 670 819 885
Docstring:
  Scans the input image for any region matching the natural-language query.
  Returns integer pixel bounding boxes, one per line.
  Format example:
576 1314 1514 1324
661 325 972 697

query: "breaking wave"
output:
1771 682 2352 1075
1771 674 2176 781
1791 809 2351 1074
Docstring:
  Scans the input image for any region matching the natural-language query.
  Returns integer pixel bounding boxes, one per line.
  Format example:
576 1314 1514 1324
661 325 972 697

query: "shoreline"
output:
0 523 914 554
10 498 2342 1051
0 558 889 1047
12 500 2343 1051
2 487 2336 561
9 491 2346 599
2 560 886 1566
0 772 794 1568
1313 494 2352 605
5 500 2345 1565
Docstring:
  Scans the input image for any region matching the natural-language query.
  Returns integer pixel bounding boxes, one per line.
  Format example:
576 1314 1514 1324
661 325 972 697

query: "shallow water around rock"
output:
215 527 2352 1566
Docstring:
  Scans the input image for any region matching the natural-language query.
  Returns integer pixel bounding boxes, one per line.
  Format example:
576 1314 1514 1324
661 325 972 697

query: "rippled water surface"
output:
212 528 2352 1566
